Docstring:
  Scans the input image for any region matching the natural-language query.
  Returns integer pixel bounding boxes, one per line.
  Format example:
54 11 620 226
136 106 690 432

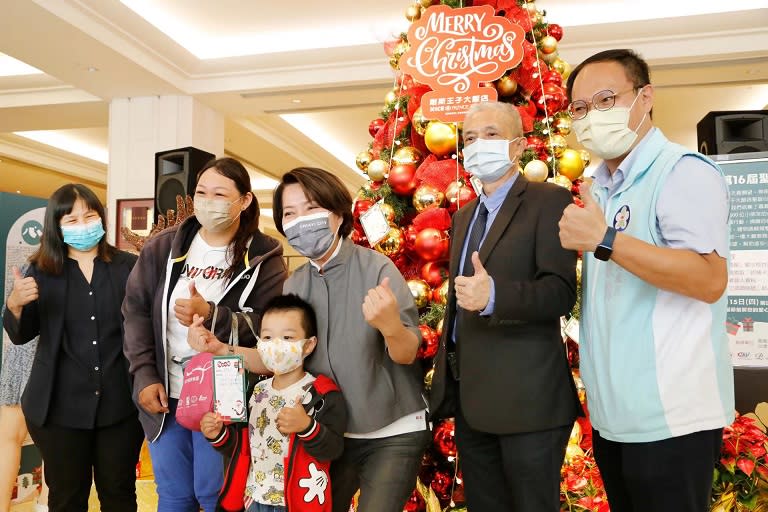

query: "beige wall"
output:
0 156 106 202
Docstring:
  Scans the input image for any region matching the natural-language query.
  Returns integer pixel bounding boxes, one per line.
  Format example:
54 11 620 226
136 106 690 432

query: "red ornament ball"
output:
403 488 426 512
548 23 564 41
387 163 418 196
541 69 563 87
531 83 566 115
444 180 477 214
353 199 374 219
420 261 449 288
430 470 453 500
417 324 439 359
368 118 386 138
414 228 449 262
433 418 457 458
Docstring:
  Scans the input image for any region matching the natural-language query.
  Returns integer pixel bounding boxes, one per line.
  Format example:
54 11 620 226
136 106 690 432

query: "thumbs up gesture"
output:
7 266 38 318
276 398 311 435
558 180 608 252
362 277 401 333
455 252 492 311
174 280 211 327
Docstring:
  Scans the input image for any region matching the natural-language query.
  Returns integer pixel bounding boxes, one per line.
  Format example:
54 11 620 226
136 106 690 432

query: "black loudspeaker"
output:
154 147 215 217
696 110 768 156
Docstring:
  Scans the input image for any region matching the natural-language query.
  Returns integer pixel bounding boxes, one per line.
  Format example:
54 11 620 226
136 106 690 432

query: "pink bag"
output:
175 352 215 431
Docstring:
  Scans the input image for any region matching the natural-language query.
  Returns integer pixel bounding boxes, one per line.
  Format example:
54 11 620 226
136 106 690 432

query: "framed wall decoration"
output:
115 198 154 251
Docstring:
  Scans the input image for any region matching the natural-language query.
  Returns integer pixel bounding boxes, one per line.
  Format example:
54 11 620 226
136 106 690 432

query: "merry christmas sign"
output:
399 4 525 122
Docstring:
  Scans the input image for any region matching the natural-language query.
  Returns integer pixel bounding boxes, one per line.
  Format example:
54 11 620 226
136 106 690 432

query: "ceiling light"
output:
280 113 365 178
13 131 109 164
291 99 302 104
0 53 44 77
87 66 100 73
120 0 408 59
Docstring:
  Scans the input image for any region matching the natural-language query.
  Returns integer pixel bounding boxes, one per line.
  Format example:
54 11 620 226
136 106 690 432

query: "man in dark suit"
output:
429 101 580 511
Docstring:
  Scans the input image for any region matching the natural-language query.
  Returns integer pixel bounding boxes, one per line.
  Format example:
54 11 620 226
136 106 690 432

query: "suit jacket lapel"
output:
478 175 528 263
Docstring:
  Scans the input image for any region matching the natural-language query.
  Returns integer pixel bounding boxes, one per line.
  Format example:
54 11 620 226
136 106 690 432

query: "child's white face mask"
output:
256 337 308 375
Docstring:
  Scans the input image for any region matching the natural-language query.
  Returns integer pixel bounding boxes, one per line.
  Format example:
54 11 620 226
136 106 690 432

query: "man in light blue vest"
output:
558 49 734 512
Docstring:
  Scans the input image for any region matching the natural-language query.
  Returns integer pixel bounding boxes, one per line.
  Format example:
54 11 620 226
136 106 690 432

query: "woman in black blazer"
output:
3 184 143 512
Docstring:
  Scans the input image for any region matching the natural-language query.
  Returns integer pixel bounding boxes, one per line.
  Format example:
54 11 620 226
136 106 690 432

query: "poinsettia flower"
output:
720 455 736 472
736 457 755 476
756 464 768 481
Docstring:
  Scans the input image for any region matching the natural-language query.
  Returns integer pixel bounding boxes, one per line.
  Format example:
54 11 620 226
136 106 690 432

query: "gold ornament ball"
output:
539 36 558 55
495 75 518 97
355 150 373 172
393 40 410 60
392 146 422 166
541 51 559 65
551 58 567 75
389 54 400 71
579 149 591 167
436 318 444 337
424 121 458 157
549 174 573 190
434 279 449 305
405 4 421 22
407 279 432 309
413 184 445 212
523 2 538 16
548 134 568 158
380 203 396 223
374 226 404 256
366 159 388 182
523 159 549 182
557 148 585 181
411 107 429 136
384 89 399 108
553 116 572 136
418 0 437 7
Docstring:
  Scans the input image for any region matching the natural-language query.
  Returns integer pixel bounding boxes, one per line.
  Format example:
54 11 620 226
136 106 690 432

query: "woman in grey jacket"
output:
122 157 288 512
274 167 430 512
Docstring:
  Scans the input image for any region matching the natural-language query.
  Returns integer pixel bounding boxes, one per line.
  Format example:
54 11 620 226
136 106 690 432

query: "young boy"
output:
197 294 348 512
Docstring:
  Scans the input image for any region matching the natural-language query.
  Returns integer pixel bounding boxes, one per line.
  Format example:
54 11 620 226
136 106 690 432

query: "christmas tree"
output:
349 1 605 510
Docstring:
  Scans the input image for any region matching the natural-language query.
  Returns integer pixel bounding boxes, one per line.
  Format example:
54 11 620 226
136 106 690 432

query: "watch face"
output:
594 245 611 261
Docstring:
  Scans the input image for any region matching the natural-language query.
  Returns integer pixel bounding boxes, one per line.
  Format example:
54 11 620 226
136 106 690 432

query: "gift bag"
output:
176 310 239 431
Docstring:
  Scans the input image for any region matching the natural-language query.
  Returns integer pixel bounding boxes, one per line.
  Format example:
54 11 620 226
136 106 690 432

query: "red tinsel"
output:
415 155 466 192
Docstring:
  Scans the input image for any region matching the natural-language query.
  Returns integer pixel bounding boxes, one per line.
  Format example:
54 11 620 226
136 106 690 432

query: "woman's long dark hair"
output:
196 157 259 280
30 184 115 275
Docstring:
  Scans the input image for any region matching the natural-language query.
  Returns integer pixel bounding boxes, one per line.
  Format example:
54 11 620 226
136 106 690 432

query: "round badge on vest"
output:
613 205 631 231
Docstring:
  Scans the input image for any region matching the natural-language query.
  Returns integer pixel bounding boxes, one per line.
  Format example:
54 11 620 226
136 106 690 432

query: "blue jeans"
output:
246 503 285 512
148 399 224 512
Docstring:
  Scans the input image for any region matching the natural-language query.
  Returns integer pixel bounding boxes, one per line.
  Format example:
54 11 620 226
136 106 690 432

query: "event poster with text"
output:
720 155 768 368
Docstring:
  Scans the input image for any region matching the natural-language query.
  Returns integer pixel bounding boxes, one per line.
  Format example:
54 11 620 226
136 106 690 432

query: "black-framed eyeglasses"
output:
567 88 637 120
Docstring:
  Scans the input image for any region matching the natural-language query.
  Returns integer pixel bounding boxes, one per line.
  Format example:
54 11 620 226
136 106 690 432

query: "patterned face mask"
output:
256 337 309 375
61 219 105 251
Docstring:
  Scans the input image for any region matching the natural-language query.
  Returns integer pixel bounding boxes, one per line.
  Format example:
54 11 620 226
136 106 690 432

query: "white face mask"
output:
256 337 308 375
194 196 242 232
572 91 647 160
462 138 520 183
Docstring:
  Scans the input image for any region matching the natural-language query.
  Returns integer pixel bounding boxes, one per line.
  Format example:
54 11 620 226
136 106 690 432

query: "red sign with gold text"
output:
399 5 525 122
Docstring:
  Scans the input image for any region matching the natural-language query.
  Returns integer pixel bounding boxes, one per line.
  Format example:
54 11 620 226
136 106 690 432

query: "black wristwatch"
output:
594 226 617 261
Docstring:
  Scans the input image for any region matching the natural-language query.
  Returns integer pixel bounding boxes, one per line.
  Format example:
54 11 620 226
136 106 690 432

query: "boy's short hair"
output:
262 294 318 339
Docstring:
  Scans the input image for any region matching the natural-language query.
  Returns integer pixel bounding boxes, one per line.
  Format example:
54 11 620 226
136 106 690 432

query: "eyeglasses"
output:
567 88 637 120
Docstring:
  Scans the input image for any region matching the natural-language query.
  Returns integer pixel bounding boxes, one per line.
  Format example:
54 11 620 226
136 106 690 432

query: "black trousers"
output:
26 413 144 512
455 401 571 512
593 427 723 512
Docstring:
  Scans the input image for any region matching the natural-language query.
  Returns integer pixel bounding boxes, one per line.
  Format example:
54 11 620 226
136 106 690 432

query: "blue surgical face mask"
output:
61 219 105 251
462 137 521 183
